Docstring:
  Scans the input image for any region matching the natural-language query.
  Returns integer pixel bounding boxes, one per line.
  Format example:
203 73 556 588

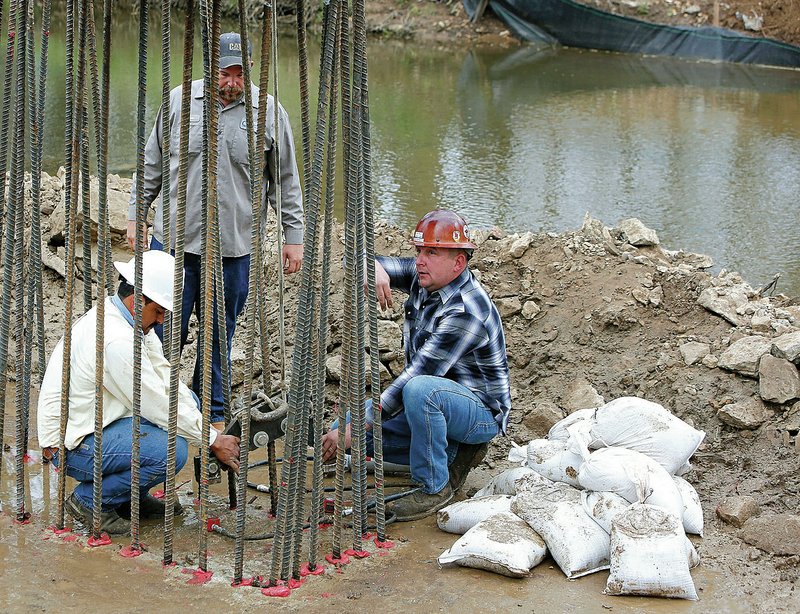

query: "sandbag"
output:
472 467 534 497
437 495 514 535
525 439 583 488
581 490 631 534
588 397 705 474
438 511 548 578
577 447 684 520
605 503 698 600
582 490 700 567
547 407 596 441
673 475 704 536
511 472 609 579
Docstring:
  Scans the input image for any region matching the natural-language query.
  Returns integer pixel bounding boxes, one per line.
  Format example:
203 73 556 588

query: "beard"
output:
219 84 243 104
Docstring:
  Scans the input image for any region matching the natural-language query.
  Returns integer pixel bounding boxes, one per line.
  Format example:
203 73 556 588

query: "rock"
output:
326 353 391 387
326 355 343 382
786 401 800 431
758 355 800 404
718 335 773 377
561 378 604 413
47 174 131 242
750 312 772 333
739 11 763 32
521 300 540 320
521 401 564 436
671 250 713 270
772 331 800 363
648 285 663 307
617 218 659 246
716 496 760 528
683 4 701 15
509 232 534 258
785 306 800 323
632 287 649 305
366 318 402 353
740 514 800 555
717 397 769 430
697 287 749 326
701 353 719 368
679 341 710 366
495 296 522 319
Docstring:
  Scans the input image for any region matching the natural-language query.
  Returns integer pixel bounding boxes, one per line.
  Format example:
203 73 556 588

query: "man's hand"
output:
127 220 149 252
321 423 351 462
374 259 392 310
210 433 241 474
283 244 303 274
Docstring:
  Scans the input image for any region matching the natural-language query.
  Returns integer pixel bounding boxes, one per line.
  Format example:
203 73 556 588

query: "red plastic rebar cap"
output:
299 562 325 577
186 569 213 585
87 533 112 547
261 586 291 598
325 552 350 565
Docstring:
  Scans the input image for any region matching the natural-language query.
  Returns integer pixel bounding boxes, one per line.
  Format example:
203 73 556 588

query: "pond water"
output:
38 17 800 297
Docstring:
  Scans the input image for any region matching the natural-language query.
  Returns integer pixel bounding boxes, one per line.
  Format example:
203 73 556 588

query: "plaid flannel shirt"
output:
377 256 512 433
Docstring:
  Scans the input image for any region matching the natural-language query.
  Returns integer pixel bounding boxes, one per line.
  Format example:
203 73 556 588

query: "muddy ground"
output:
1 168 800 611
364 0 800 47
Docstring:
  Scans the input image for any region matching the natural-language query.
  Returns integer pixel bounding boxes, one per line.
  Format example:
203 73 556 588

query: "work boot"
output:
117 492 184 520
448 442 489 492
387 484 453 522
66 492 131 535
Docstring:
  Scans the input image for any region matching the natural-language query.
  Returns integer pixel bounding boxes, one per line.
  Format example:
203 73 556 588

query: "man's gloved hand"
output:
210 433 241 473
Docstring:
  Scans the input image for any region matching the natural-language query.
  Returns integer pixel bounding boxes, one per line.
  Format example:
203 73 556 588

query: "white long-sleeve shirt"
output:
37 296 217 450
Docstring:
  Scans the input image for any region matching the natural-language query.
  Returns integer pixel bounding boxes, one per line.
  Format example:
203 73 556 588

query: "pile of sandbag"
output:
436 396 704 601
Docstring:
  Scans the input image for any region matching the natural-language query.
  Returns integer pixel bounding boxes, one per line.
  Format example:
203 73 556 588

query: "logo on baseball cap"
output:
219 32 252 69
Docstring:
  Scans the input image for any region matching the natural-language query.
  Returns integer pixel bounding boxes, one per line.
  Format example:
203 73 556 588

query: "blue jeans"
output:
337 376 500 494
53 418 188 511
151 237 250 423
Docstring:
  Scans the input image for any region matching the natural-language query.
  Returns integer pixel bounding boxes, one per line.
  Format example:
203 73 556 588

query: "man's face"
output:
218 65 245 104
415 246 463 292
141 300 166 334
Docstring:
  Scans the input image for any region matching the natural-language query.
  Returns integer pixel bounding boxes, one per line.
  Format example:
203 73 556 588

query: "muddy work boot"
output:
448 442 489 492
66 492 131 535
117 492 184 520
388 484 453 522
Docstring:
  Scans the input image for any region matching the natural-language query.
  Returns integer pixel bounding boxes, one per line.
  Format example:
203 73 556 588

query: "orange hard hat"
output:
411 210 477 250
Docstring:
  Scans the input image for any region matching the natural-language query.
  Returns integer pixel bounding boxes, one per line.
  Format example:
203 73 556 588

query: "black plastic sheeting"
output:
464 0 800 69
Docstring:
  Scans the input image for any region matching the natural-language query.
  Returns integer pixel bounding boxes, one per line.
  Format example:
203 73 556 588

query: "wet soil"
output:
0 432 753 613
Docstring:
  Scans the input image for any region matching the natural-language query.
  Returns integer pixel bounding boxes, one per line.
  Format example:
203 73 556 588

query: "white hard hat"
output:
114 250 179 311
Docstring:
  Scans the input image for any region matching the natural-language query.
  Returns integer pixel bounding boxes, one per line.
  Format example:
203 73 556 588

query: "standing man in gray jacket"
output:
128 32 304 427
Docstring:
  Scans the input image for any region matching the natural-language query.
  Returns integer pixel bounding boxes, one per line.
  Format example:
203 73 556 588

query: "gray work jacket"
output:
129 79 304 257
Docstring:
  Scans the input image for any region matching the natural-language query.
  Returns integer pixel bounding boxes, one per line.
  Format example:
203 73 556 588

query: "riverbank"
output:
362 0 800 48
2 171 798 611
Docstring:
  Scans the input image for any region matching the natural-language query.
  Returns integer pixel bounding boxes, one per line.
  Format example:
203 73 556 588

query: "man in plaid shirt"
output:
323 210 512 521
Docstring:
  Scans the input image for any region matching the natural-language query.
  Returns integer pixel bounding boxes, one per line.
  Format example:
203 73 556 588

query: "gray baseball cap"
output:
219 32 252 69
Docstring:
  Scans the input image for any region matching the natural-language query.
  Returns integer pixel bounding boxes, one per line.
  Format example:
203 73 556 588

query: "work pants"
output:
53 417 188 510
336 375 500 494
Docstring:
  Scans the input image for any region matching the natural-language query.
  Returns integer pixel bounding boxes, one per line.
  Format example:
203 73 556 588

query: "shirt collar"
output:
433 268 471 305
194 81 259 108
111 295 135 328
